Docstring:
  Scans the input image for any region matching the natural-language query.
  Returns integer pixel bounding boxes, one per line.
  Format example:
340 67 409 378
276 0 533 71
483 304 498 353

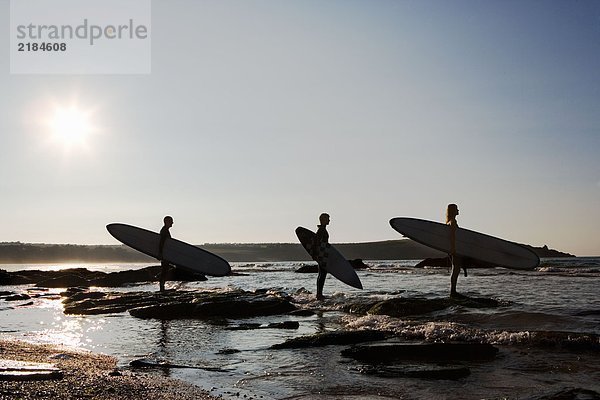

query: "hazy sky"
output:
1 1 599 255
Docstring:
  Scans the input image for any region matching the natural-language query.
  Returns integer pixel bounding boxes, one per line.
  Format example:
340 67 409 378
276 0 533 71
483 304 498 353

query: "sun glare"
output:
47 105 95 151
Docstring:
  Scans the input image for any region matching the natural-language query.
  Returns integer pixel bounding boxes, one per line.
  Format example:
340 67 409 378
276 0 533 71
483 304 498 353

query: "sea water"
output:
1 258 599 399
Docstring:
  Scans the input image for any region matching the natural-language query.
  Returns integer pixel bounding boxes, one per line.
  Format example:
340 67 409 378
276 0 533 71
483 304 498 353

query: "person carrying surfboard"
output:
158 216 173 292
313 213 331 300
447 204 464 298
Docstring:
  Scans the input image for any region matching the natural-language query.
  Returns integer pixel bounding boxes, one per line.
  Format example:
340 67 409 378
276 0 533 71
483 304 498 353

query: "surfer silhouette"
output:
313 213 330 300
158 216 173 292
447 204 464 297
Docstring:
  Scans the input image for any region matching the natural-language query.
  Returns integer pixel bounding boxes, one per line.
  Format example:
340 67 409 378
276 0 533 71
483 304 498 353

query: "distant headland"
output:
0 240 575 264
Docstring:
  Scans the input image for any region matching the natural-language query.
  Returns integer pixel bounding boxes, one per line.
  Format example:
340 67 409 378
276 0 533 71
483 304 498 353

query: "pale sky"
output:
1 1 599 255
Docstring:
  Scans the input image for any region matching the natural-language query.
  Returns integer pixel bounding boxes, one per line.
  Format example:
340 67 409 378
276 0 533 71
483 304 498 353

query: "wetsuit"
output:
313 224 329 298
158 225 171 292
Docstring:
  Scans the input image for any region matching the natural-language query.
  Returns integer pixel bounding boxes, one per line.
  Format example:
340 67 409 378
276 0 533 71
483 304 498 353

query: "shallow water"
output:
1 258 599 399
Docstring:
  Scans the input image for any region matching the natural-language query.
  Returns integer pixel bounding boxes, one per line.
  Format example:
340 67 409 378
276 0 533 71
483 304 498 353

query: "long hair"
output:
446 204 458 224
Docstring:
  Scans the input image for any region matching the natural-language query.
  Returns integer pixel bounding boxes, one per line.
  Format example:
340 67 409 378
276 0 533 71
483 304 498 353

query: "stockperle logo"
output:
10 0 151 74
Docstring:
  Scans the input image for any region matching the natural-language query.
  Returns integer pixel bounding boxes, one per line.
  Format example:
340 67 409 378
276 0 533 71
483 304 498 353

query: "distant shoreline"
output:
0 240 575 264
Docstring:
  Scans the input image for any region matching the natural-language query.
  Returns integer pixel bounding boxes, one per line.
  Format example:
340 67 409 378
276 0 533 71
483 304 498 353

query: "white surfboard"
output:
107 223 231 277
389 217 539 270
295 227 363 289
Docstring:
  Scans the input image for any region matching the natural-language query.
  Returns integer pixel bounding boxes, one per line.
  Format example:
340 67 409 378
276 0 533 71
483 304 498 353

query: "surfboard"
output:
106 223 231 277
389 217 539 270
295 227 363 289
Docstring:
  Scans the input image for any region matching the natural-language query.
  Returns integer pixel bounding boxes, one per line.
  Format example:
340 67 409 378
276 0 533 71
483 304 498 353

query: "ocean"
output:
1 258 599 399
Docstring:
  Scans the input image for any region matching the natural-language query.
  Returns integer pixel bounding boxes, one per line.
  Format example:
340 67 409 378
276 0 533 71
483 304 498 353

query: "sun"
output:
46 105 95 151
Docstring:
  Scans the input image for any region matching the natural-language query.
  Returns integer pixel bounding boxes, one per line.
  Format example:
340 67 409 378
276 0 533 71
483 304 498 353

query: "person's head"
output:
319 213 330 226
163 215 174 227
446 204 459 223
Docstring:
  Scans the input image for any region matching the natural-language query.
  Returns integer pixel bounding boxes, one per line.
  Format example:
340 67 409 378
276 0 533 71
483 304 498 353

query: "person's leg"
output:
316 265 326 300
159 261 168 292
450 255 461 296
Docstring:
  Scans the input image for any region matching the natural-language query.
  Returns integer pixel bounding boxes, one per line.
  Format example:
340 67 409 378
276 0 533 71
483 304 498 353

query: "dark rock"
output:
129 303 199 319
415 257 451 269
1 266 206 288
226 321 300 330
64 291 107 302
295 265 318 273
366 298 450 317
523 387 600 400
131 295 296 320
344 296 502 318
271 329 388 349
63 290 195 315
36 274 90 288
528 245 576 258
356 365 471 380
61 289 298 319
4 294 31 301
267 321 300 329
129 359 194 369
129 358 225 372
289 309 315 317
574 309 600 317
218 348 241 355
342 343 499 363
0 270 11 285
225 323 262 331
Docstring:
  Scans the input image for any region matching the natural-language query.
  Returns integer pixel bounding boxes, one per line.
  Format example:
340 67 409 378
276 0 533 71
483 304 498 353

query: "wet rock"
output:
226 321 299 331
129 302 197 319
1 266 206 288
344 296 501 317
523 387 600 400
131 295 296 320
217 348 241 355
63 290 195 315
129 358 225 372
37 274 91 288
342 343 499 363
64 291 107 302
4 294 31 302
574 309 600 317
366 298 450 317
271 329 388 349
267 321 300 329
355 364 471 380
295 265 318 273
225 323 262 331
63 288 297 319
289 309 315 317
129 359 193 369
0 270 11 285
